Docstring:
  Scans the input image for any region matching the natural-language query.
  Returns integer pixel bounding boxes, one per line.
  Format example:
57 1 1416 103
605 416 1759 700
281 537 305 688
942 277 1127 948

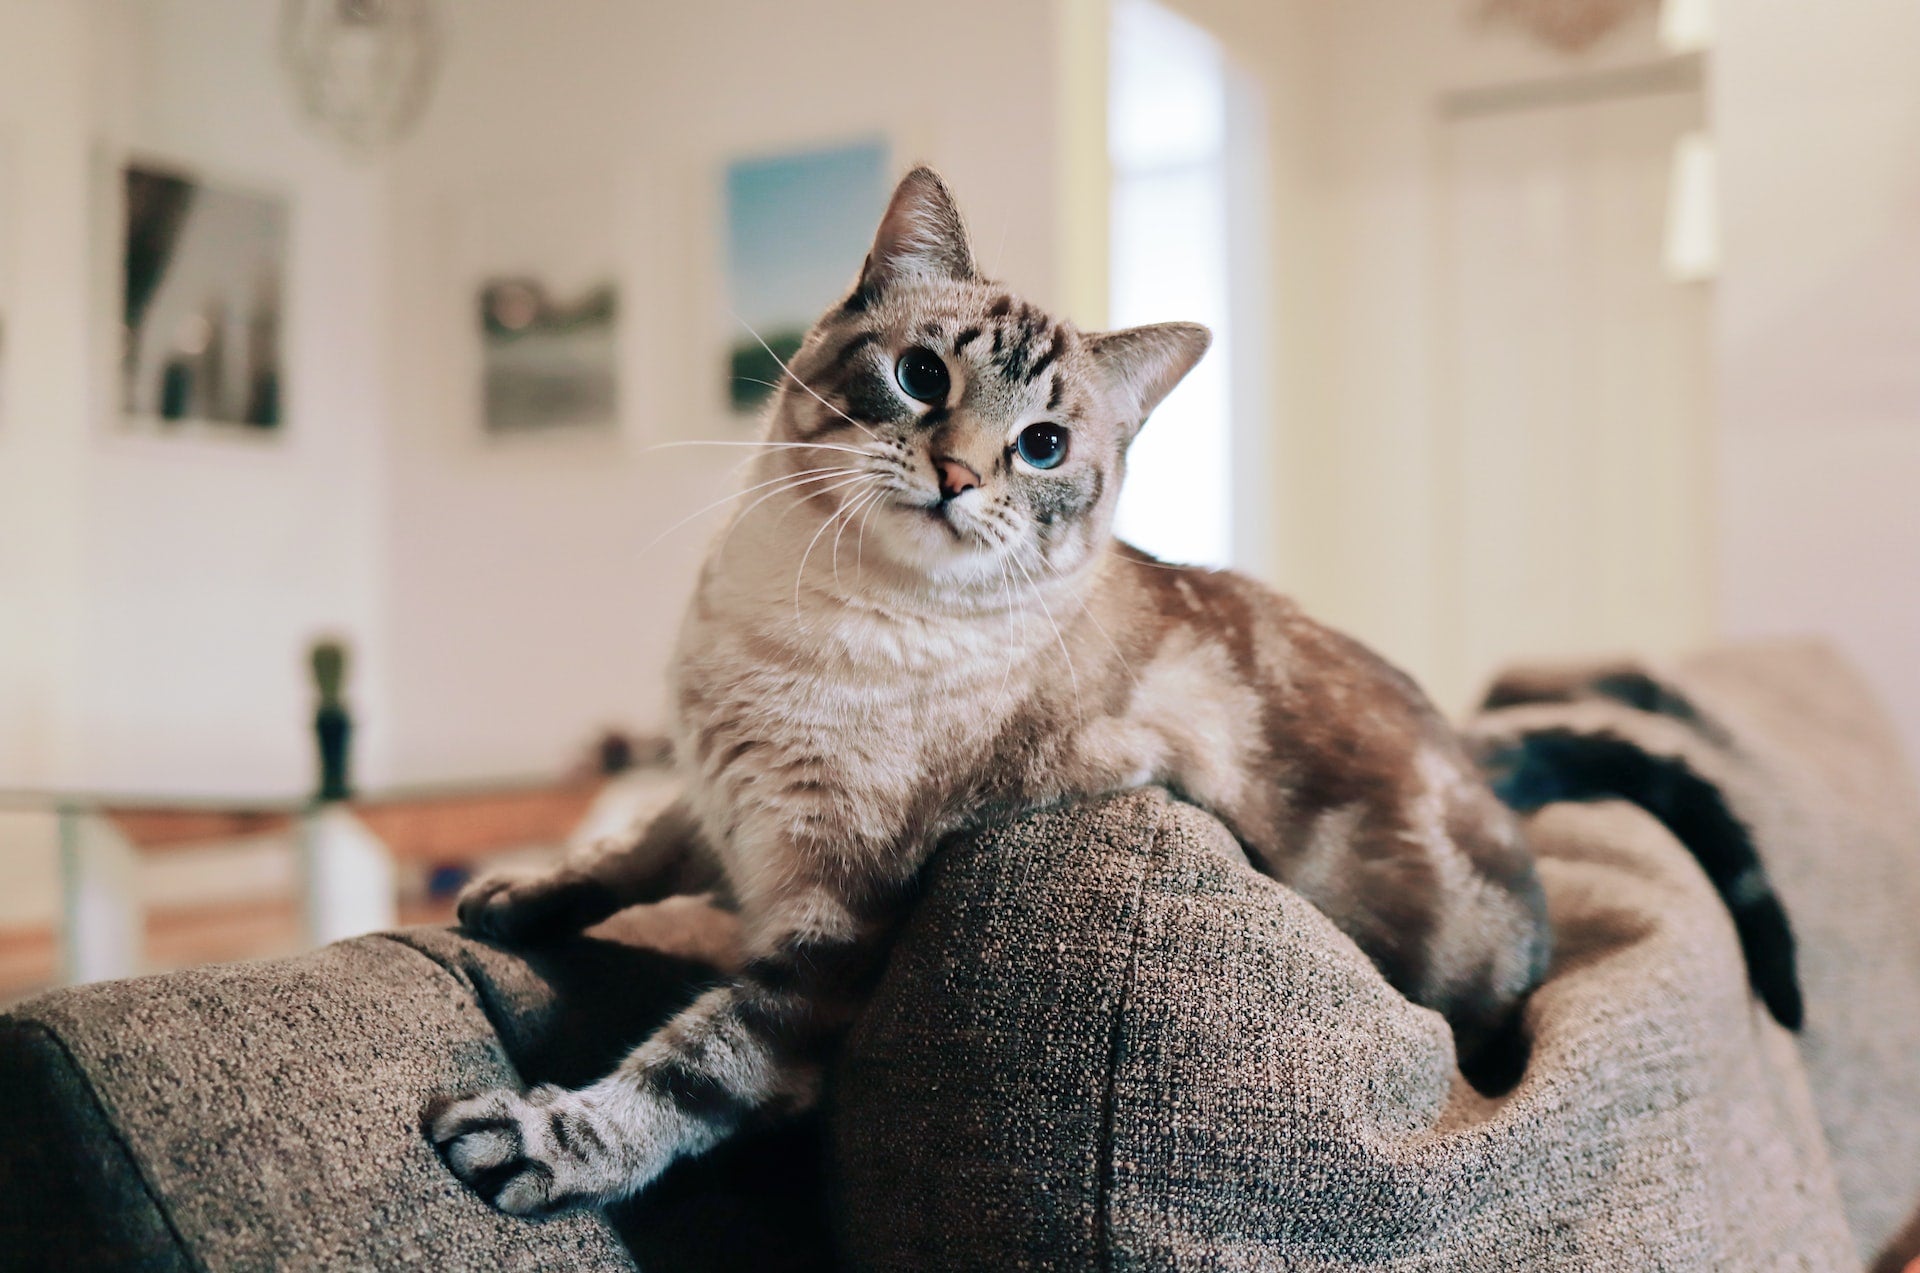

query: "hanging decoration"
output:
1476 0 1655 55
280 0 441 156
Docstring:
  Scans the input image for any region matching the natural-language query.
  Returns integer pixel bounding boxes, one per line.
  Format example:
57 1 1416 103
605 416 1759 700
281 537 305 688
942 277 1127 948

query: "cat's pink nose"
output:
935 456 980 501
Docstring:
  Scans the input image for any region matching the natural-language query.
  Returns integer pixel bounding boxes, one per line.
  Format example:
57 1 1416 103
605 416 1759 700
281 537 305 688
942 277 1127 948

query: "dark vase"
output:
315 705 352 801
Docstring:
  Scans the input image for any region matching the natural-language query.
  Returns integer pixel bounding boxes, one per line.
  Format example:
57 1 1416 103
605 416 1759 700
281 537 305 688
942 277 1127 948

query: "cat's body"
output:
676 533 1543 1041
429 169 1550 1216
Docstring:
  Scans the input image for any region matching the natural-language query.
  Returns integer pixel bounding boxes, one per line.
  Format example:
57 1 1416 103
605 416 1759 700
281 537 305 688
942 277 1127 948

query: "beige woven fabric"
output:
4 934 642 1270
835 641 1920 1271
1676 643 1920 1259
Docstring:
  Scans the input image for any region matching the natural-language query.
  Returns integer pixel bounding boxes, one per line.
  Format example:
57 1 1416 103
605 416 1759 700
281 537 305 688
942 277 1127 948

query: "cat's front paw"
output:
455 867 614 944
425 1085 627 1217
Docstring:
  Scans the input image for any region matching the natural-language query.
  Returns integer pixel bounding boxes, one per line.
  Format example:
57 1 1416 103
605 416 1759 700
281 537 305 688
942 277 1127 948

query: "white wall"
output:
82 0 392 797
1714 0 1920 760
0 0 392 799
0 1 94 791
378 0 1065 784
0 2 94 929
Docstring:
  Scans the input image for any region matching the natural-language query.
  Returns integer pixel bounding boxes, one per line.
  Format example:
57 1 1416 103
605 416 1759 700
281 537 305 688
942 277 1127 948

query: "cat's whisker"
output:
1073 596 1137 687
828 486 875 584
714 465 874 562
1121 554 1209 571
852 483 887 583
637 460 864 556
708 466 884 568
640 438 875 460
831 486 887 585
793 475 883 615
1005 546 1080 707
642 464 865 556
727 309 883 442
991 554 1023 705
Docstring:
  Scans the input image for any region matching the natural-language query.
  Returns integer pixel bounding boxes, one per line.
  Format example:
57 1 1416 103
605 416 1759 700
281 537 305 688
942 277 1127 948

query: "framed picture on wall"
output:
458 179 621 438
722 137 889 415
114 158 290 434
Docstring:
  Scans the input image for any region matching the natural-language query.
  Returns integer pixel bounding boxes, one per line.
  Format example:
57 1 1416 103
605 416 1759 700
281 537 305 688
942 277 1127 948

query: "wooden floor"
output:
0 893 467 1008
0 776 628 1007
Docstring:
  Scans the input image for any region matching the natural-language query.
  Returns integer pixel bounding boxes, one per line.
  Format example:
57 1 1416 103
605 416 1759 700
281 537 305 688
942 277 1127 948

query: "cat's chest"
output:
674 596 1018 789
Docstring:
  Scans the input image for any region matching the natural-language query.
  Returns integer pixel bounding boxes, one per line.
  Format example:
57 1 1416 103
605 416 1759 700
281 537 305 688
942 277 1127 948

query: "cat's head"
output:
765 167 1209 591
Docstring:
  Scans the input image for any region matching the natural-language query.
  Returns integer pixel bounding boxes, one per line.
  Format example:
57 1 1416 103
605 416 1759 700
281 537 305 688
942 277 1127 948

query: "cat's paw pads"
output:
454 868 608 943
425 1086 616 1217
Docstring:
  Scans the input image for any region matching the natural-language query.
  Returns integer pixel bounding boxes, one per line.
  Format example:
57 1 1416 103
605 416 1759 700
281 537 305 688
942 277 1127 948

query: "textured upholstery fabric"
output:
834 791 1857 1270
0 933 644 1270
3 642 1916 1271
1676 645 1920 1258
0 1019 192 1272
832 642 1920 1271
0 923 830 1272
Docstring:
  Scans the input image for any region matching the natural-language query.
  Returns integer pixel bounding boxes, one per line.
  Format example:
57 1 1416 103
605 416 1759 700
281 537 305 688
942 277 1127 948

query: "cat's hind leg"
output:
457 795 721 944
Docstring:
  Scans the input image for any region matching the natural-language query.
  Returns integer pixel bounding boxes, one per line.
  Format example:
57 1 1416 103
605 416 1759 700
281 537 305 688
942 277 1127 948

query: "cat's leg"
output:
428 881 895 1214
457 795 721 943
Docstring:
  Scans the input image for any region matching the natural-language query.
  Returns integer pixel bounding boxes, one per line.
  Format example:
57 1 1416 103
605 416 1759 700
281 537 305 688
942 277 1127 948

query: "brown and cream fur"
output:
428 168 1551 1216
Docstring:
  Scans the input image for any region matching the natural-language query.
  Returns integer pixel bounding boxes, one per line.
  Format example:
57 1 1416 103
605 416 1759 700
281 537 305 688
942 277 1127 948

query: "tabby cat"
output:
427 167 1552 1215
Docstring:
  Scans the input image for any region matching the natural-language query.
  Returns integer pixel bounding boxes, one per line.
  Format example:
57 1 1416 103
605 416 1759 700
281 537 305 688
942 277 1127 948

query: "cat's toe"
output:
425 1087 607 1217
455 870 600 943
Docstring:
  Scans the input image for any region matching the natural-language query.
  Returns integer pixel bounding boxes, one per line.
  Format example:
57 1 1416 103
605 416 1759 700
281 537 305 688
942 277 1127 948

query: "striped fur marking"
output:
1485 728 1803 1030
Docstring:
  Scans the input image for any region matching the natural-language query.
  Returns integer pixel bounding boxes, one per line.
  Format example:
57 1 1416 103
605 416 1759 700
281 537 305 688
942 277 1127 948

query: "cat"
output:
427 166 1552 1216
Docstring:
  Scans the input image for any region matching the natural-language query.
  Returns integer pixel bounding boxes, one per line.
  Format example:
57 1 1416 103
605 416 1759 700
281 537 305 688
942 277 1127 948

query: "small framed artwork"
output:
723 137 889 415
116 158 290 433
463 181 621 437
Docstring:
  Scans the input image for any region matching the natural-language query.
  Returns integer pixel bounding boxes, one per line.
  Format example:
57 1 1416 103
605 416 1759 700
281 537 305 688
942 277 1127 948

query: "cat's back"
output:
1097 541 1547 1044
1095 540 1482 829
1100 541 1440 727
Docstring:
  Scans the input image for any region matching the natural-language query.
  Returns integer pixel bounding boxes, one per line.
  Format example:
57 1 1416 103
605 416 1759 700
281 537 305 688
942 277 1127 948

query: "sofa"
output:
4 641 1919 1271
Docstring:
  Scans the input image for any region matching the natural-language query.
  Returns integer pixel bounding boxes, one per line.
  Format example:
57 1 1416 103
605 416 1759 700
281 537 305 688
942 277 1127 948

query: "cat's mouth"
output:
920 501 967 539
896 493 986 548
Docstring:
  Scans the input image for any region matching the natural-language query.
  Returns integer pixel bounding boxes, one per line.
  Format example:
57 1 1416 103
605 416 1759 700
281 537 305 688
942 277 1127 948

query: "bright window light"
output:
1108 0 1234 567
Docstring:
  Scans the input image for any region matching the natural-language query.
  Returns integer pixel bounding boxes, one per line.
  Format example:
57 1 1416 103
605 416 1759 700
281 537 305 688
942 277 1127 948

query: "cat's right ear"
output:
849 167 977 305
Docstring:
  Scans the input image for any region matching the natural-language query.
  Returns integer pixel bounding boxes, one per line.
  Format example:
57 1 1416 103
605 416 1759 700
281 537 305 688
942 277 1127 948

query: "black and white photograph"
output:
120 161 288 430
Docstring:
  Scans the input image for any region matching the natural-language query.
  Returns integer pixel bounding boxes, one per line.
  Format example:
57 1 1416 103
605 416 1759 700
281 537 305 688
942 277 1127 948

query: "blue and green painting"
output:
725 138 888 413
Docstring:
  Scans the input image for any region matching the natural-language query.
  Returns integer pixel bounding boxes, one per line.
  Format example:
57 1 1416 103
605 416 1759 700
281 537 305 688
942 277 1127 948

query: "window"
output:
1108 0 1236 567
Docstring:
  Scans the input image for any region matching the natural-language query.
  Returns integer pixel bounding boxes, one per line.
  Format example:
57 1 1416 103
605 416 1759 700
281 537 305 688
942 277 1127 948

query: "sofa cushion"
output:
833 781 1858 1270
0 932 643 1270
828 630 1920 1273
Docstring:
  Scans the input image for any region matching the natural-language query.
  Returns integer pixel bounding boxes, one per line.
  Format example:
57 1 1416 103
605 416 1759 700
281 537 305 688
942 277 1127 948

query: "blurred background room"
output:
0 0 1915 1002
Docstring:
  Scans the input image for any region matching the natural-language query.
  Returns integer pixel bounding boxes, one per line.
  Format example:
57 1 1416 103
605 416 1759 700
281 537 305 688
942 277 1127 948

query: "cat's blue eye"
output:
895 347 950 404
1015 423 1068 470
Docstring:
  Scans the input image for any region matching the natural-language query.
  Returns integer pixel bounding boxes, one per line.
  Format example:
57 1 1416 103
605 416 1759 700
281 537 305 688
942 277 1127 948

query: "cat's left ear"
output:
853 166 977 300
1086 323 1212 437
